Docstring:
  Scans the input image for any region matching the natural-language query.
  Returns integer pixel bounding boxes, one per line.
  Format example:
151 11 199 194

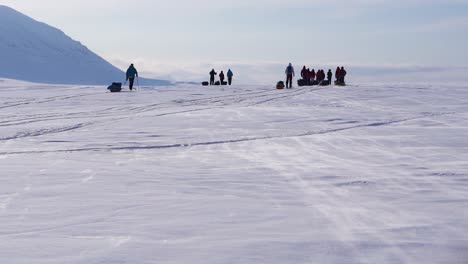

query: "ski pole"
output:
137 76 140 91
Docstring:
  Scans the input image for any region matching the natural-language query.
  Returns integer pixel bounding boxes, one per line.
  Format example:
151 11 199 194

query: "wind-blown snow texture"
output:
0 5 169 86
0 79 467 264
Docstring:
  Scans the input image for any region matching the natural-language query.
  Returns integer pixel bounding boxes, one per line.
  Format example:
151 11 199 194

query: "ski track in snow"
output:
0 110 457 155
1 81 468 264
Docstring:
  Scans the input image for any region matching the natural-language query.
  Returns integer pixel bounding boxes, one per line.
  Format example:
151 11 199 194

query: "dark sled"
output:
334 81 346 86
107 82 122 93
202 82 209 86
276 81 285 90
297 79 307 87
221 81 228 85
319 81 331 86
310 80 320 86
214 81 221 86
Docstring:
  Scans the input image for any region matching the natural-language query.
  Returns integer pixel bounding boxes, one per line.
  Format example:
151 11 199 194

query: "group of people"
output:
209 69 234 85
300 67 333 85
335 66 347 83
285 63 348 88
115 63 346 92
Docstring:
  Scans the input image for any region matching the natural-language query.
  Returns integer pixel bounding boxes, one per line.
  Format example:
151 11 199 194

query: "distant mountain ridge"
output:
0 5 169 85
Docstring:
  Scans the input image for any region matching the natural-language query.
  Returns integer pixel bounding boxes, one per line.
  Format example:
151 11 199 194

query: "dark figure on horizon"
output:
126 64 138 90
316 70 325 82
227 69 234 85
327 69 333 85
219 71 225 84
340 66 347 82
311 69 316 82
209 69 217 85
335 67 341 82
301 66 308 81
336 66 347 82
306 68 312 84
285 63 295 88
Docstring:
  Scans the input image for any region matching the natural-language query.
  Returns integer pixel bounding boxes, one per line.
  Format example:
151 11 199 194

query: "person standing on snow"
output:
340 66 347 82
126 64 138 90
335 67 341 82
316 70 323 81
285 63 295 88
327 69 333 85
305 68 312 85
227 69 234 85
301 66 307 80
219 71 225 85
311 69 316 82
209 69 217 85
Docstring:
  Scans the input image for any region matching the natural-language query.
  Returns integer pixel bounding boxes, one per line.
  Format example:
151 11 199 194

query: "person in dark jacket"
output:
285 63 295 88
219 71 225 84
340 66 347 82
209 69 217 85
126 64 138 90
227 69 234 85
327 69 333 85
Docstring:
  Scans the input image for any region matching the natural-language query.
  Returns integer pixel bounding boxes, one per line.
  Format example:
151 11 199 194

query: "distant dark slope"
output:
0 5 170 85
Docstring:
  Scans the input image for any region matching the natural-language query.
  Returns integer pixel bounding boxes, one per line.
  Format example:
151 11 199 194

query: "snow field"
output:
1 80 468 263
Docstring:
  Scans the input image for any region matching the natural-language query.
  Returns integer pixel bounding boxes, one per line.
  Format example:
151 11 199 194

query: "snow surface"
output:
0 79 467 264
0 5 169 86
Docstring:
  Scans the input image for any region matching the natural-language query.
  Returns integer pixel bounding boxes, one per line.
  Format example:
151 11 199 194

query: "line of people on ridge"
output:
109 63 346 93
208 69 234 86
284 63 347 88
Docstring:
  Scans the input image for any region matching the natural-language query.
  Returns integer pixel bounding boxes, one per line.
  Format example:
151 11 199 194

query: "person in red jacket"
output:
317 70 323 81
306 68 312 84
311 69 316 82
301 66 308 81
335 67 341 82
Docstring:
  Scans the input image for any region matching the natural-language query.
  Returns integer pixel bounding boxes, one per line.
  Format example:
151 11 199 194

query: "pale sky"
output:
2 0 468 82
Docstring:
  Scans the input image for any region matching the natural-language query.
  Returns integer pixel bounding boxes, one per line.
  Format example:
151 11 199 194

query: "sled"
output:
221 81 228 85
276 81 285 90
202 82 209 86
107 82 122 93
297 79 307 87
310 80 320 86
334 81 346 86
319 81 331 86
